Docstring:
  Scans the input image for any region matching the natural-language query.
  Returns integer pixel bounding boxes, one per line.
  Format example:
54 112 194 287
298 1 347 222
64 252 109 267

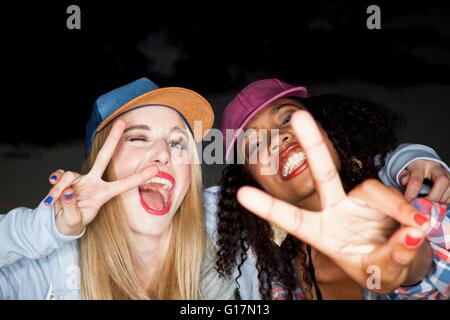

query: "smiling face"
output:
110 106 192 237
240 98 341 211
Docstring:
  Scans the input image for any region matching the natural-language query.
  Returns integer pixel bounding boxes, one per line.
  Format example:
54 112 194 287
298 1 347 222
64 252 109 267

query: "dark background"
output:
1 1 449 212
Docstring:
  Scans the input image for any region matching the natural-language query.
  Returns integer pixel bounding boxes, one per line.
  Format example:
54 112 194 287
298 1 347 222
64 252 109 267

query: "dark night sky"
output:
1 1 449 211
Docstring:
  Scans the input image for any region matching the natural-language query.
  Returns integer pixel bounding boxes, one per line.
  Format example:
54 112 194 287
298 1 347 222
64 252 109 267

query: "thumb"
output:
57 187 84 236
364 226 424 293
107 165 159 199
399 170 410 186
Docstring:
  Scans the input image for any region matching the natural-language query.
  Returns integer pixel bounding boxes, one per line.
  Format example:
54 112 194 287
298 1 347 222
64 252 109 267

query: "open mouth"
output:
138 172 175 216
279 144 308 181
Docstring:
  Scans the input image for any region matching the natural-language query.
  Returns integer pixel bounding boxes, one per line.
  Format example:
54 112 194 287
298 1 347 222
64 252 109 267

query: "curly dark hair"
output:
215 93 406 299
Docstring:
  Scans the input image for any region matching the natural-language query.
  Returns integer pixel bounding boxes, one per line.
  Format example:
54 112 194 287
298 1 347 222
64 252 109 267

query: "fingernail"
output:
50 175 57 182
413 212 429 226
64 193 73 199
44 196 53 205
405 234 423 247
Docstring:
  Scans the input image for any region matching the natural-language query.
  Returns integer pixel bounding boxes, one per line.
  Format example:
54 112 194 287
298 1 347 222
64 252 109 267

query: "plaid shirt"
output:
271 198 450 300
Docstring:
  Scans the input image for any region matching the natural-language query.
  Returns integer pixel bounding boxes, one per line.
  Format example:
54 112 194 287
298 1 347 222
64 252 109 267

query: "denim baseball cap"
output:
84 77 214 157
221 79 308 160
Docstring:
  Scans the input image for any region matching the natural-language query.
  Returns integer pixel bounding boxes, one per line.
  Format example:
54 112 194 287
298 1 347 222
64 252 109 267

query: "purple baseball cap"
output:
221 79 308 160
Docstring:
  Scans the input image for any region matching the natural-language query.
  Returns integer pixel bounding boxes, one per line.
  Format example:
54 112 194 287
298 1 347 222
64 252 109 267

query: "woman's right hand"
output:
44 120 158 236
237 111 432 294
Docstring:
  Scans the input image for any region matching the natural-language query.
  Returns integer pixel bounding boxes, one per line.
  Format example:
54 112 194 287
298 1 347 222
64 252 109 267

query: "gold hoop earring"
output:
351 156 363 169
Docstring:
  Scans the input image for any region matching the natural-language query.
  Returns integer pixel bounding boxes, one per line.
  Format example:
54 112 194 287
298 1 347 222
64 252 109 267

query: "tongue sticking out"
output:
141 190 165 211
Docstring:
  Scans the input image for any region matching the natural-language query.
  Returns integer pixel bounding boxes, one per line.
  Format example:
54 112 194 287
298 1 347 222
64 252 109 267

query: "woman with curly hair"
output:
206 79 450 300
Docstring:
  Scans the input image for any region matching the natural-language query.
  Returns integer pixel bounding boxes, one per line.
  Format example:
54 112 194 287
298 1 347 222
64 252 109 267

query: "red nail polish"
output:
405 234 423 247
413 213 429 226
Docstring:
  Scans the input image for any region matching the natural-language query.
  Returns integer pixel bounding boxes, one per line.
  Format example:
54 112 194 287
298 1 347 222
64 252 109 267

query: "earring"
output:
351 156 363 169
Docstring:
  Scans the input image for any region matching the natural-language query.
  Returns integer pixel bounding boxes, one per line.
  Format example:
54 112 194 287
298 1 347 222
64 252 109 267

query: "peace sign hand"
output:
44 120 158 236
237 111 431 294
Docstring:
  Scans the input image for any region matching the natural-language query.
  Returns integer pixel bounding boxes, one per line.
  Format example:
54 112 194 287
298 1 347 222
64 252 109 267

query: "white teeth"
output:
143 177 173 190
281 151 306 178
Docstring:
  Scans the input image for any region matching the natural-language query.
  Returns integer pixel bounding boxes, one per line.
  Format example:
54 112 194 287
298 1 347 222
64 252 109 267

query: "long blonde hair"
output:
79 120 205 299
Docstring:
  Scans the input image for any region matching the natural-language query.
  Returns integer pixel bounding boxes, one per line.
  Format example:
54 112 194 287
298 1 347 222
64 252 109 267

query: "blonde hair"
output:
79 120 205 299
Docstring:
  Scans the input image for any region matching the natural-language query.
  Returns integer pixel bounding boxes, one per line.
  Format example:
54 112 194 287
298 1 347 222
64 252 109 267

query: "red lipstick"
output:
139 171 175 216
278 144 308 181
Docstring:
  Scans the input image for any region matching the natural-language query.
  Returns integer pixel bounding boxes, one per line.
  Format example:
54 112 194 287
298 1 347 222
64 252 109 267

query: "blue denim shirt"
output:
0 202 82 299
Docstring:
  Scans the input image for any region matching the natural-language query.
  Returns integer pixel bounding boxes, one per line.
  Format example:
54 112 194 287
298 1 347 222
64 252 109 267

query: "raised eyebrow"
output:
123 124 150 133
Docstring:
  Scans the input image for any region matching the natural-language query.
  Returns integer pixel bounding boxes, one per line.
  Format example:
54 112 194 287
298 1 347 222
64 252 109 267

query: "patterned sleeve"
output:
367 198 450 300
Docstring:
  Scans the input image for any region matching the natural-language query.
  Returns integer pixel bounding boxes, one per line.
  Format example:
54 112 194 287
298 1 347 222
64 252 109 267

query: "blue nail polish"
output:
44 196 53 205
64 193 73 199
50 175 57 181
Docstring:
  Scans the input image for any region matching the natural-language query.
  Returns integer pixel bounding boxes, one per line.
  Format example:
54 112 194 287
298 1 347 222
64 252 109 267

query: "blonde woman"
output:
0 78 235 299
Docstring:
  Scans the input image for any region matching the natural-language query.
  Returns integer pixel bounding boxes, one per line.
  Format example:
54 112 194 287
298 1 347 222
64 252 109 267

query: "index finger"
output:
90 119 127 177
237 186 328 255
291 111 346 208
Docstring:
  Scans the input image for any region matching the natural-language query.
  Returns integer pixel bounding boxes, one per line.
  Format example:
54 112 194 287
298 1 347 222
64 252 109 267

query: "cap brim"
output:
97 87 214 142
225 86 307 160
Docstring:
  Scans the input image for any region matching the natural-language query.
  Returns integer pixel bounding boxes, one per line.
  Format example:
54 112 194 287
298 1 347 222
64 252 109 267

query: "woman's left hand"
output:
237 110 432 294
400 160 450 203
